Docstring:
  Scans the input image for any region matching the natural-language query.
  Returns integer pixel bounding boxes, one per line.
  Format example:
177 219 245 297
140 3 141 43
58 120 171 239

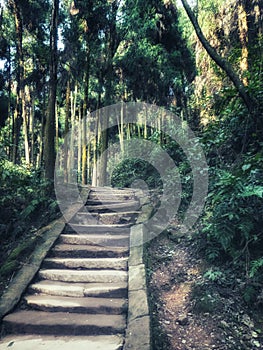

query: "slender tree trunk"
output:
99 109 109 186
9 0 23 164
44 0 59 181
98 0 120 186
82 23 90 185
127 123 131 140
117 102 124 154
22 88 30 164
64 77 71 182
7 45 12 160
181 0 255 112
144 109 147 139
78 106 82 183
29 89 35 165
68 89 77 182
92 77 102 186
92 137 98 186
238 1 249 85
92 95 101 187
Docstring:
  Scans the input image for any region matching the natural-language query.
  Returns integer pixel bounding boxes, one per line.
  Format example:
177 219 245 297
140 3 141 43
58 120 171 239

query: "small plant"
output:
249 258 263 279
203 268 226 282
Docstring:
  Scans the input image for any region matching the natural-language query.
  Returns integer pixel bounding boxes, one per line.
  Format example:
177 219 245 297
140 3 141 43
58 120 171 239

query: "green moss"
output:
0 260 18 277
0 235 39 281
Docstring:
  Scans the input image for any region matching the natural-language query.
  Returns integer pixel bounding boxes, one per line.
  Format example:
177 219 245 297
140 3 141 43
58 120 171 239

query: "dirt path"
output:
147 231 263 350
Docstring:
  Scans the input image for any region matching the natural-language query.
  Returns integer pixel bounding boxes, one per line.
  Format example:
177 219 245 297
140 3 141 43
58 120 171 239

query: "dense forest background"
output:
0 0 263 303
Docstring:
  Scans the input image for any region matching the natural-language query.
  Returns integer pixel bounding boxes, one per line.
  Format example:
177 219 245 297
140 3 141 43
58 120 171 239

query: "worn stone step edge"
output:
24 295 128 314
51 244 129 251
49 244 129 258
59 234 129 247
86 199 136 205
85 202 139 211
38 269 128 283
98 211 140 217
75 211 139 219
2 310 126 336
63 223 131 234
0 335 124 350
89 186 135 194
42 257 128 270
29 281 128 298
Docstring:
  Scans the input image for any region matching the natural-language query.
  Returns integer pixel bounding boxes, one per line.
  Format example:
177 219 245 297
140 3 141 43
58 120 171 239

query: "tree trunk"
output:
29 88 35 166
181 0 255 112
9 0 23 164
77 106 81 183
238 0 249 85
22 86 30 164
99 109 109 186
44 0 59 181
64 77 71 182
7 45 12 160
82 22 90 185
98 1 120 186
69 88 77 183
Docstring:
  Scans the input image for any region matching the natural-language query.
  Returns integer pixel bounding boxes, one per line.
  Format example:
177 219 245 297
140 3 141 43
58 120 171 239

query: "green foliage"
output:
117 0 194 105
111 158 161 189
243 285 258 304
203 267 226 283
249 258 263 279
202 163 263 258
0 232 41 281
0 160 58 240
191 283 222 314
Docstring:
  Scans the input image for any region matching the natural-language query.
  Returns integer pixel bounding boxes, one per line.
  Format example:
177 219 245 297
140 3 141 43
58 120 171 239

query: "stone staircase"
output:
0 187 141 350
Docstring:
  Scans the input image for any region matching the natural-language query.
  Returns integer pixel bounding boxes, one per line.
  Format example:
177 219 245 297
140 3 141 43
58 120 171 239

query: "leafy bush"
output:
111 158 162 189
203 166 263 254
201 148 263 288
0 160 58 240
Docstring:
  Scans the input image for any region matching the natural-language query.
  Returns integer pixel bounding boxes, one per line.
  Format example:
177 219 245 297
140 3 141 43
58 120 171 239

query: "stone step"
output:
59 234 129 247
89 187 134 195
98 211 140 217
29 281 128 298
3 310 126 336
73 213 137 226
85 201 140 213
63 223 131 234
75 211 138 220
0 335 123 350
42 257 128 270
88 193 133 201
38 269 127 284
25 295 127 314
49 244 129 258
86 198 134 206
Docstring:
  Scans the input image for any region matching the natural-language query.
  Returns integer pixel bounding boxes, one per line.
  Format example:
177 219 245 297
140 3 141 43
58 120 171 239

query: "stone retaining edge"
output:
124 190 153 350
0 186 90 322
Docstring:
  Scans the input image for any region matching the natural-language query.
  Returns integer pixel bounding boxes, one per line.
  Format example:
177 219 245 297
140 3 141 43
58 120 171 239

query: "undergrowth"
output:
0 159 59 294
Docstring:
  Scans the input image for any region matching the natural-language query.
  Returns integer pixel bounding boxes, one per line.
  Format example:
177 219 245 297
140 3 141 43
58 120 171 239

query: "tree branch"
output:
181 0 255 113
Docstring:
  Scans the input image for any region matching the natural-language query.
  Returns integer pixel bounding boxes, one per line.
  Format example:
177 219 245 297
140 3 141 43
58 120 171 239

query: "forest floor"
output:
146 226 263 350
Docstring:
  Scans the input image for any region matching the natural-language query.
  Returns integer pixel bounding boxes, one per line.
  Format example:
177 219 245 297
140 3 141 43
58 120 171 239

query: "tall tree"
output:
44 0 59 180
98 0 120 186
8 0 23 164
